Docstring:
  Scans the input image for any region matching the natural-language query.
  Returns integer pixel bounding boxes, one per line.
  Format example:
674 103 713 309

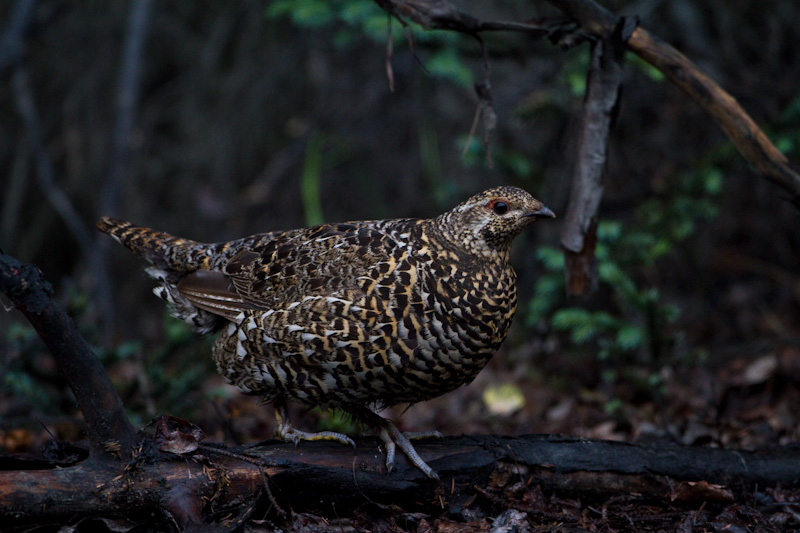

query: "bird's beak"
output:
525 205 556 219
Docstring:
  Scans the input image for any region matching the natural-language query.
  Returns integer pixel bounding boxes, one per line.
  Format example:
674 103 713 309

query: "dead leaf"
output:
669 481 734 504
153 415 205 455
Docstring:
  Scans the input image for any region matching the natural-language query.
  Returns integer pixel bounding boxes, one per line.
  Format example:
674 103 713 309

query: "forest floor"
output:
3 322 800 532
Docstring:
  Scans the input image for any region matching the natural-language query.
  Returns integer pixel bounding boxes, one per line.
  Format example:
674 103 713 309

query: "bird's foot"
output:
274 405 355 447
379 421 440 480
402 430 443 440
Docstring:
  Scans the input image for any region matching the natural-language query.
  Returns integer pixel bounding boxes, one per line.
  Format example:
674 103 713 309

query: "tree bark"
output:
3 434 800 529
0 251 138 460
375 0 800 209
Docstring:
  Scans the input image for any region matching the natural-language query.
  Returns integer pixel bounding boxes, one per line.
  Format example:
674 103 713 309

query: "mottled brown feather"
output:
97 186 555 470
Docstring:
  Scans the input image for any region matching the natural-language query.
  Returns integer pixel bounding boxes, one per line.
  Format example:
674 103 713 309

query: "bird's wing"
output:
176 222 406 318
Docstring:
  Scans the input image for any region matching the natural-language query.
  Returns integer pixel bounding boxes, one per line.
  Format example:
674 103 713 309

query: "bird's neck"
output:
427 213 511 264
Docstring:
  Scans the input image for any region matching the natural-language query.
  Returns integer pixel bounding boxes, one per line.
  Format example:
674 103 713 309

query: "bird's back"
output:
98 215 518 409
211 216 518 408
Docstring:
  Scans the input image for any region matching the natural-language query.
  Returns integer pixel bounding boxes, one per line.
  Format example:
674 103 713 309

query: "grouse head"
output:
434 186 555 260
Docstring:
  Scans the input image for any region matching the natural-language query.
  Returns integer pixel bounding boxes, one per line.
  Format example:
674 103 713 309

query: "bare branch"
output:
3 434 800 528
101 0 153 218
373 0 800 209
94 0 153 338
11 67 94 258
0 251 138 460
560 17 633 295
544 0 800 208
0 0 37 75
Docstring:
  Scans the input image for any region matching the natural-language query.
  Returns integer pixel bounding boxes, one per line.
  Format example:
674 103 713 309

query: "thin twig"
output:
543 0 800 208
101 0 153 218
12 66 94 259
0 0 38 75
95 0 153 339
373 0 800 209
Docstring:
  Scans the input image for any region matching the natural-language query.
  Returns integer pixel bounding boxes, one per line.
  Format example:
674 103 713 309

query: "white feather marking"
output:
287 324 303 332
236 341 247 359
258 364 275 386
300 332 317 342
263 334 278 344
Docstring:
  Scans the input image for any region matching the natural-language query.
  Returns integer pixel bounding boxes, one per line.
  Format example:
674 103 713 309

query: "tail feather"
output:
97 217 225 333
97 217 203 274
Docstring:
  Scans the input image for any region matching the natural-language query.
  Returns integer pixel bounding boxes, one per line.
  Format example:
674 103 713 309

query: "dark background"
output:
2 0 799 451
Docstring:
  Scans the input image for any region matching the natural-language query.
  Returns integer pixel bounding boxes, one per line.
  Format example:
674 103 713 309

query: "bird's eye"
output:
492 200 508 215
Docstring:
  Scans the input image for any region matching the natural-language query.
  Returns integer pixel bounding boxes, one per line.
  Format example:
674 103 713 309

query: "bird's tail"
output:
97 217 227 333
96 217 206 275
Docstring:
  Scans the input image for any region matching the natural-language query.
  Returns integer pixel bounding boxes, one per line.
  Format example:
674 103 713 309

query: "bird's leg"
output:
378 419 440 480
273 402 355 447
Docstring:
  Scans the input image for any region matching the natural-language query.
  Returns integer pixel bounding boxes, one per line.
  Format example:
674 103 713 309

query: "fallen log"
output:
3 433 800 530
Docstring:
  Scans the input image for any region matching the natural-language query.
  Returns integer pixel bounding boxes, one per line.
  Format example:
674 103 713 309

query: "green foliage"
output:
767 93 800 159
266 0 475 86
301 133 326 226
2 322 62 414
133 314 216 425
314 407 360 435
527 165 721 395
424 47 474 87
563 46 666 100
458 135 537 181
563 47 590 97
1 290 217 428
627 54 665 82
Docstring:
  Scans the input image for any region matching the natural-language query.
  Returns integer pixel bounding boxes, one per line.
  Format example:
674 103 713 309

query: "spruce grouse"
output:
98 186 555 479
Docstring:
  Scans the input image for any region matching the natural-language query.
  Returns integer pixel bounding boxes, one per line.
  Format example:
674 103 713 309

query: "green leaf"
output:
267 0 336 27
627 54 665 82
552 308 591 330
425 48 472 86
616 325 645 350
536 246 565 271
597 220 622 242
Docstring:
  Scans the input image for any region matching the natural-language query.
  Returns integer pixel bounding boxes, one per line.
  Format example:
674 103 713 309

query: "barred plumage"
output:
98 186 555 478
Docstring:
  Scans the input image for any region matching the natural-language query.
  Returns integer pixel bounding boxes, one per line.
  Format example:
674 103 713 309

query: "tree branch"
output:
373 0 800 209
0 0 37 75
0 251 138 460
101 0 152 219
560 17 633 295
545 0 800 208
3 434 800 529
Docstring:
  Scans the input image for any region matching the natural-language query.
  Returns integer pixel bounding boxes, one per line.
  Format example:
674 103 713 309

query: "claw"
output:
274 405 355 447
378 421 440 480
